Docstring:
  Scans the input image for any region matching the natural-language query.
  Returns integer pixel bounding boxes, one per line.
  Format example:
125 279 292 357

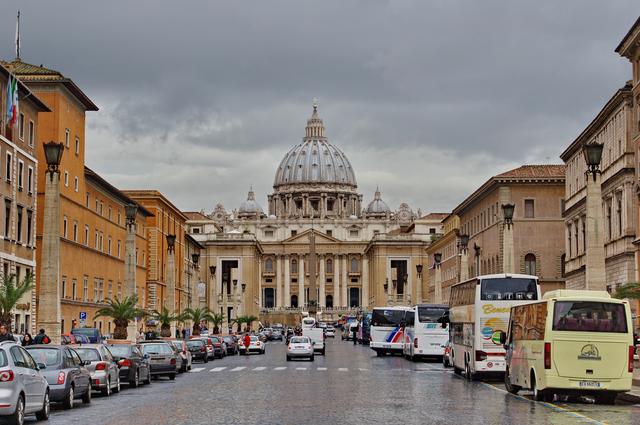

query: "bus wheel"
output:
453 366 462 375
464 361 474 381
376 350 383 357
504 367 521 395
594 392 617 405
532 373 552 402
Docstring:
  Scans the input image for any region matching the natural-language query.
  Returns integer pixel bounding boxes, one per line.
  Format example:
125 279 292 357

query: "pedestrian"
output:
352 323 358 345
22 333 33 346
175 327 181 339
182 328 187 339
0 325 13 342
243 333 251 355
33 329 51 344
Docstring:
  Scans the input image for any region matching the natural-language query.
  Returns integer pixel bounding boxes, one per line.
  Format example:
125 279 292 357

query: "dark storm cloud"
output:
0 0 637 213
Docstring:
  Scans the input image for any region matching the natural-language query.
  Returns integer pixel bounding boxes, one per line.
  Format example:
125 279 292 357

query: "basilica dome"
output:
273 103 357 189
366 187 391 215
238 188 263 216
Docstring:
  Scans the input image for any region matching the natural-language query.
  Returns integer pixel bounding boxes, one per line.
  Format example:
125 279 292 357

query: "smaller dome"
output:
238 188 263 216
366 187 390 214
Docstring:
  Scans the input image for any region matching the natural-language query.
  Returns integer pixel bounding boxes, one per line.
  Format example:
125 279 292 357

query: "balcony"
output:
385 294 412 306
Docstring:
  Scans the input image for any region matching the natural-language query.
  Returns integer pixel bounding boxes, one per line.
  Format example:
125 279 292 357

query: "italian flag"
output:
5 75 18 127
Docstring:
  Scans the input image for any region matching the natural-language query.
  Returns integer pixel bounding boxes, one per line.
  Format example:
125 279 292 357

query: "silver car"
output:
73 344 120 396
139 341 177 380
0 341 50 425
168 340 192 373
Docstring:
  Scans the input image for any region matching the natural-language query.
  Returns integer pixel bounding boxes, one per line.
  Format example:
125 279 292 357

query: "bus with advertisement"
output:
370 306 413 356
449 273 540 380
402 304 449 361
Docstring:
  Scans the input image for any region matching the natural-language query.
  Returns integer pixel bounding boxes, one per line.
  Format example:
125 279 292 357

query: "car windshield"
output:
553 301 628 333
222 337 233 343
72 328 97 336
418 307 448 323
209 337 220 343
108 346 131 357
371 309 406 326
75 348 101 362
290 337 309 344
187 341 203 348
250 336 259 341
0 350 7 367
26 348 61 366
142 344 172 355
480 278 538 301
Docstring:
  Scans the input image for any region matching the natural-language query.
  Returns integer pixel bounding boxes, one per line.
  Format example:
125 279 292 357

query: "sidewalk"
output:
618 359 640 403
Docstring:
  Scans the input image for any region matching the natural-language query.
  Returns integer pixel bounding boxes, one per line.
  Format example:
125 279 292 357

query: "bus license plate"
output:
382 344 391 349
578 381 601 388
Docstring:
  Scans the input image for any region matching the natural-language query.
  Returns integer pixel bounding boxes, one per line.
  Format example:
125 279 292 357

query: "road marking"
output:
358 368 368 371
189 367 205 373
482 383 607 425
296 367 307 370
230 367 246 372
338 368 348 371
317 367 327 371
274 367 287 371
253 367 266 371
210 367 226 372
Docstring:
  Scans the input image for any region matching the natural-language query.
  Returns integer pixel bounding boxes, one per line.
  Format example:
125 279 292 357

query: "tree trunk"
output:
0 313 12 330
113 320 128 340
212 325 219 334
192 323 201 336
160 323 171 337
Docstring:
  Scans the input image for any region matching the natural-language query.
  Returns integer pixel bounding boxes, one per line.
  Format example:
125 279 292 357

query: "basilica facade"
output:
186 104 444 325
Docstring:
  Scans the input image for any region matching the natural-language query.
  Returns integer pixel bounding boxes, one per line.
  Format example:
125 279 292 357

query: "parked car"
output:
221 335 238 355
61 334 90 345
168 340 192 373
286 336 314 361
238 336 265 355
271 330 283 341
209 336 225 359
262 328 274 340
0 341 50 424
25 345 92 409
107 343 151 387
73 344 120 396
70 328 102 344
194 336 215 360
138 341 177 380
325 326 336 338
186 339 208 363
442 341 452 368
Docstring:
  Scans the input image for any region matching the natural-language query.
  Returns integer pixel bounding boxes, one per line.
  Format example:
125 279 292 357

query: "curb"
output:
618 391 640 404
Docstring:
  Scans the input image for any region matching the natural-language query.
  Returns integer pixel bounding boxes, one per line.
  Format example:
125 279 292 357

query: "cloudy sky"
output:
1 1 637 214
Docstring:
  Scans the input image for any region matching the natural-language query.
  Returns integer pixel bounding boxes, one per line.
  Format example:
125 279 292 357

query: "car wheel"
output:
63 384 75 409
144 369 152 385
8 394 24 425
204 356 208 363
82 385 92 404
310 355 314 362
169 373 176 381
113 376 121 393
35 390 50 421
131 369 140 388
375 350 383 357
102 378 111 396
286 356 291 361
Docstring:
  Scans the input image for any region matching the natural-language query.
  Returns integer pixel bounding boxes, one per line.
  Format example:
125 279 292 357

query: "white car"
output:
238 336 265 355
286 336 314 361
325 327 335 338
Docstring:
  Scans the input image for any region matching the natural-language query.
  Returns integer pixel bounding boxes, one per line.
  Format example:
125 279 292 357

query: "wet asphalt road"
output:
37 338 638 425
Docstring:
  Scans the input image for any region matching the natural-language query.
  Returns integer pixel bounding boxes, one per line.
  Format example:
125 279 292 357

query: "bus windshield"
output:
553 301 628 333
480 278 538 301
371 309 406 327
418 307 448 323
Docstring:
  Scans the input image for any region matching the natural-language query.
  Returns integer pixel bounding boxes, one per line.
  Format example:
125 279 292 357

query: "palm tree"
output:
238 315 259 332
151 305 180 337
614 283 640 300
180 307 216 336
94 295 146 340
0 273 34 329
210 312 225 334
233 316 245 333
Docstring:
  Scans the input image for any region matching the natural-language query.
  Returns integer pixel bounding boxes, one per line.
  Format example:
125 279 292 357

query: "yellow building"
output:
426 214 461 304
2 59 151 336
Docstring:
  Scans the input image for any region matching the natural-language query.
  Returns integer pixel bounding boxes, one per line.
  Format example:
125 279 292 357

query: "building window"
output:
606 200 612 240
16 207 22 243
72 221 78 242
291 259 298 274
108 207 112 221
65 129 70 148
74 177 78 192
350 258 359 273
95 199 99 212
94 230 99 249
325 294 333 308
99 202 103 215
429 228 436 234
349 229 359 237
28 121 34 147
83 277 88 302
524 199 535 218
108 237 112 255
291 294 298 308
75 137 80 155
108 280 113 300
117 240 121 258
64 171 69 187
27 167 33 194
326 258 333 273
71 279 77 300
524 253 536 276
63 216 68 238
327 199 334 211
61 277 66 299
117 211 121 225
18 113 24 140
99 233 103 251
93 280 99 302
617 196 623 237
86 193 90 208
84 226 89 246
291 230 297 237
4 200 11 237
117 282 122 300
26 210 32 245
265 259 273 272
192 228 200 234
17 160 23 190
326 229 332 237
5 152 12 181
264 230 274 238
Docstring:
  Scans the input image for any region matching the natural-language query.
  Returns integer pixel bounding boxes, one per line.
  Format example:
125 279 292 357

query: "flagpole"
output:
15 11 20 60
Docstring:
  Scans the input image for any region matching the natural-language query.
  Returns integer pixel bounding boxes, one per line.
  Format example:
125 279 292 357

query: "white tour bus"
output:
370 306 413 356
449 273 540 380
402 304 449 361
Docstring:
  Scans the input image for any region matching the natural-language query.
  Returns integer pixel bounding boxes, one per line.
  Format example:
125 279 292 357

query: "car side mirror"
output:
37 363 46 370
143 354 149 360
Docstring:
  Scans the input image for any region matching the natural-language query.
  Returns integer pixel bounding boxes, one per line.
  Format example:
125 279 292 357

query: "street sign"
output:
79 312 87 320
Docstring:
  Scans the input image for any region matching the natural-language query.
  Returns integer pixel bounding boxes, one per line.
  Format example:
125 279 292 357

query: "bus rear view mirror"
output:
498 331 507 345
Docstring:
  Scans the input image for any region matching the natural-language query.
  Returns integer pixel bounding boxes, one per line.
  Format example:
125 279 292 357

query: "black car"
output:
221 335 238 355
186 339 208 363
108 343 152 387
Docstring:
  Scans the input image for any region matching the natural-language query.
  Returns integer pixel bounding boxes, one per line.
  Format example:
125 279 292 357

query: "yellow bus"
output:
500 289 633 404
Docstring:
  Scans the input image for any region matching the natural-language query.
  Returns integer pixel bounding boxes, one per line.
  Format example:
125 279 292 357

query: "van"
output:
71 327 102 343
500 290 633 404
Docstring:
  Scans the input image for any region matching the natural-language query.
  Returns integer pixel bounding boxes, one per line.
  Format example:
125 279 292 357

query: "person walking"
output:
0 325 13 342
243 333 251 356
182 328 187 340
21 333 33 346
352 322 358 345
33 329 51 344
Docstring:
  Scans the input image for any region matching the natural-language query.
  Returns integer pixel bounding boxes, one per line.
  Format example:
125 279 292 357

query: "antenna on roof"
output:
15 11 21 60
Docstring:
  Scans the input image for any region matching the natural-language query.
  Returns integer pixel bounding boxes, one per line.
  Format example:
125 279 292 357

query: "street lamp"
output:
501 203 515 227
241 283 246 293
459 234 469 250
191 253 200 266
583 142 604 181
166 234 176 251
209 265 216 276
416 264 423 276
43 141 64 180
434 252 442 265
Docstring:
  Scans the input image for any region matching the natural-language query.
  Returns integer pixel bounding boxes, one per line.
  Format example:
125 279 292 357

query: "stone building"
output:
0 63 50 333
426 214 461 304
447 165 566 297
2 58 151 336
187 103 442 325
560 83 636 292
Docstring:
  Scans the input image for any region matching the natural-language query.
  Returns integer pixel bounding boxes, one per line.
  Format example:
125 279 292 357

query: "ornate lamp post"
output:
583 142 606 290
124 203 139 340
38 142 64 344
416 264 423 304
501 203 516 274
165 234 177 336
458 234 470 282
433 253 443 304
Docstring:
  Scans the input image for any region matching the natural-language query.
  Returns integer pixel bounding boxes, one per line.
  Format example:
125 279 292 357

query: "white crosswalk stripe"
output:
338 368 348 371
230 366 246 372
210 367 227 372
296 367 307 370
189 367 205 373
274 367 287 371
317 367 327 371
253 367 267 371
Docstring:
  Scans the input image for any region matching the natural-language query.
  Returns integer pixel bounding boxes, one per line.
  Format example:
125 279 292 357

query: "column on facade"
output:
321 194 327 219
258 257 263 309
299 256 305 307
166 240 176 337
362 256 369 308
434 264 442 304
342 255 348 307
585 172 606 290
319 255 326 308
503 223 515 274
284 255 291 307
124 209 137 341
334 255 340 308
276 255 283 308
